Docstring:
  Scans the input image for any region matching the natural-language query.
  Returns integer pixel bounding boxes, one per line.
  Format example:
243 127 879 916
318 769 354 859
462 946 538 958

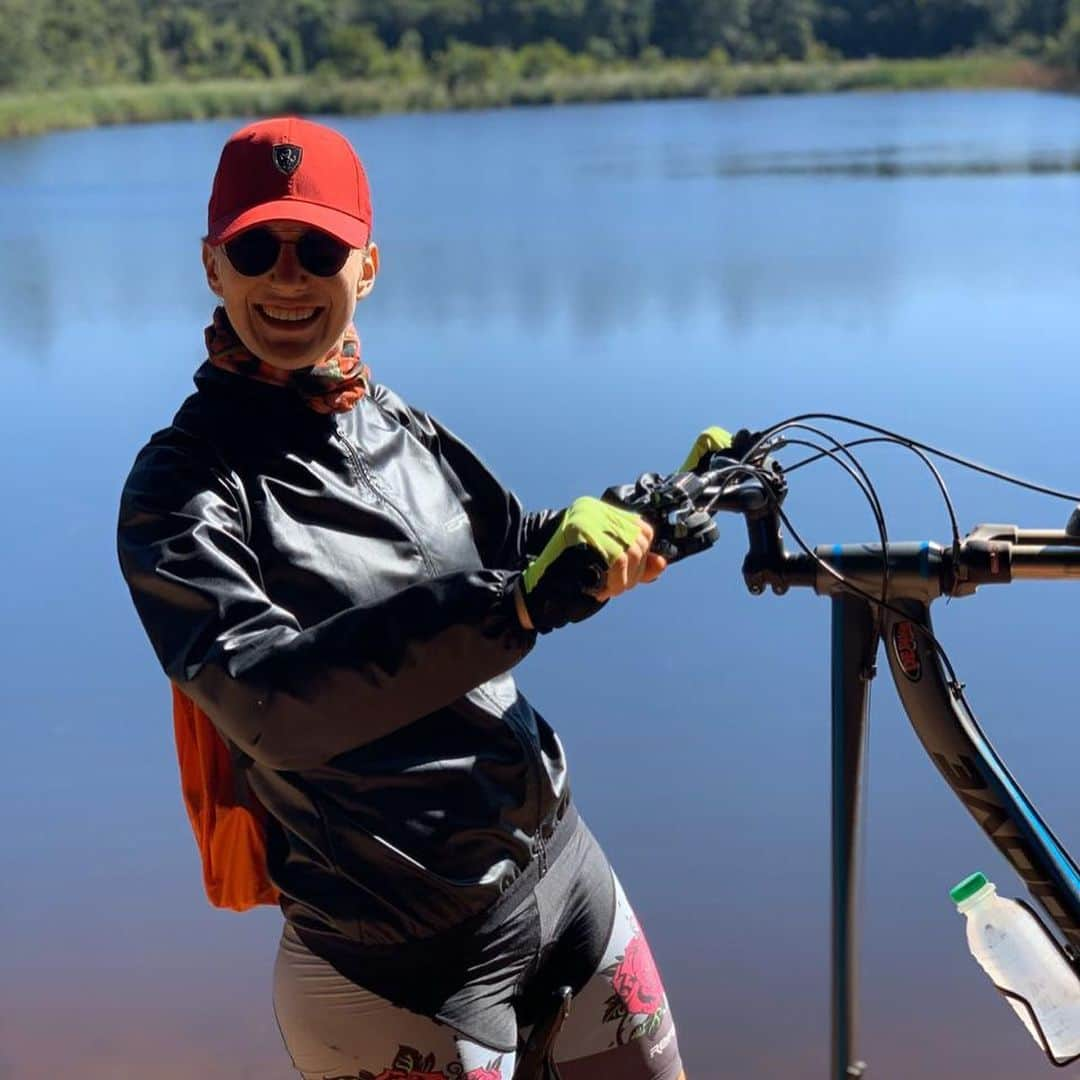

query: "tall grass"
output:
0 54 1064 141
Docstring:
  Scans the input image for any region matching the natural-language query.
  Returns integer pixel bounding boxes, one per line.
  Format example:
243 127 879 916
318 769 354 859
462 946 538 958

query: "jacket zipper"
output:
522 712 548 878
335 428 438 578
338 423 552 880
526 714 548 878
476 685 548 881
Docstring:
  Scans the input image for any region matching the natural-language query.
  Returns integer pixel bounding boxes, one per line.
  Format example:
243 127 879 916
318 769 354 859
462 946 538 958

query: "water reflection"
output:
706 147 1080 177
0 229 52 361
4 92 1080 363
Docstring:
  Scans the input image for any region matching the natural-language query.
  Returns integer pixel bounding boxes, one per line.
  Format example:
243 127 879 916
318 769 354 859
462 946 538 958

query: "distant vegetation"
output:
1 1 1077 137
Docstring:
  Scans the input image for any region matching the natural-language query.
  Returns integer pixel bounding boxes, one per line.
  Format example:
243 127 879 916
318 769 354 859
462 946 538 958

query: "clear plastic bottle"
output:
952 871 1080 1062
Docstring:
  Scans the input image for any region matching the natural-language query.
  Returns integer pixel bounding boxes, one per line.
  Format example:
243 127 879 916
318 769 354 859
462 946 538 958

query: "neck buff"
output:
204 306 370 414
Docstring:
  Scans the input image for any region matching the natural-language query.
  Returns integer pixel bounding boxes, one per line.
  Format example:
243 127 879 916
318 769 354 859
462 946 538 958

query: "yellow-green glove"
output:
679 426 734 473
521 496 644 633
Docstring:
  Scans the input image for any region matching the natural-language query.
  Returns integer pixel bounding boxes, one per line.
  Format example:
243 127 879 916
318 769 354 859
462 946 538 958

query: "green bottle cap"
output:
950 872 989 905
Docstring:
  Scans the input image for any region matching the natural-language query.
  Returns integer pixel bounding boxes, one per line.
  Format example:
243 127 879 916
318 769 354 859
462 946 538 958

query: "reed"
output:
0 54 1066 142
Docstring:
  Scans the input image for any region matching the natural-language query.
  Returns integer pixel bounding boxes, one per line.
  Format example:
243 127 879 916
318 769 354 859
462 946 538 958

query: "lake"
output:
1 89 1079 1078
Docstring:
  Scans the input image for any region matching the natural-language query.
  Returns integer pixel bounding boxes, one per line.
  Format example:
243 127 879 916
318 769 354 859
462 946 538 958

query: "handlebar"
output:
737 505 1080 606
614 451 1080 605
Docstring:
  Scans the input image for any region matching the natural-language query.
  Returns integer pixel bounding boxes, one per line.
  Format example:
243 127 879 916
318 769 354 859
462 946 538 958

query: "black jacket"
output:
118 362 570 948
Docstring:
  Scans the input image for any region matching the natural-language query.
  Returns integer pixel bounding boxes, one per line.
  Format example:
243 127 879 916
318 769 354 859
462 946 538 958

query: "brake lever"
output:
601 433 786 564
602 471 719 564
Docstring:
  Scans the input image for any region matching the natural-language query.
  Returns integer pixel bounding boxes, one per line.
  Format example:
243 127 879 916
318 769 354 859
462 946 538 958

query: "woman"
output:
119 116 722 1080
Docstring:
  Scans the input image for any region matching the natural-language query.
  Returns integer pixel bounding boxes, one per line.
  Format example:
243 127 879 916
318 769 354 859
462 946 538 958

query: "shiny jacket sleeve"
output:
371 387 563 566
117 434 536 772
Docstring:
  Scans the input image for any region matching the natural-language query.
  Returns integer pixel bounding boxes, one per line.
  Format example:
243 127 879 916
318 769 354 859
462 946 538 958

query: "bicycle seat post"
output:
512 987 572 1080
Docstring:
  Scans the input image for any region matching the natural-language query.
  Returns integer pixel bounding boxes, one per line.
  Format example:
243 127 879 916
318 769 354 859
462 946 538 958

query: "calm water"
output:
2 90 1079 1078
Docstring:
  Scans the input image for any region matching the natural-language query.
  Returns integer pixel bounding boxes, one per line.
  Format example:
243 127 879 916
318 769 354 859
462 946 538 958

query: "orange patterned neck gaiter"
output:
204 306 370 414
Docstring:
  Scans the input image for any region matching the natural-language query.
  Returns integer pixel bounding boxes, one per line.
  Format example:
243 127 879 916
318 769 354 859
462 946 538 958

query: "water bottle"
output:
951 871 1080 1061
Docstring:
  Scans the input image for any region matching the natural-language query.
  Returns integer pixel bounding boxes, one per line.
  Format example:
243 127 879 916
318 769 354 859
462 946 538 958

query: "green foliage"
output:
1047 0 1080 66
0 53 1050 140
651 0 749 59
0 0 1071 100
585 35 618 62
638 44 664 67
434 38 509 89
1015 0 1068 36
0 0 43 89
748 0 816 61
516 38 574 77
245 36 288 78
812 0 1062 58
329 24 389 75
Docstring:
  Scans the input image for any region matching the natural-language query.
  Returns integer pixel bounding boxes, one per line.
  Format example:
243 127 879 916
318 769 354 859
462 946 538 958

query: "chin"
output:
258 337 331 370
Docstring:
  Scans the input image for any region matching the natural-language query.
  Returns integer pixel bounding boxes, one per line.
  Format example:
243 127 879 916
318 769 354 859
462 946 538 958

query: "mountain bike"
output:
605 416 1080 1078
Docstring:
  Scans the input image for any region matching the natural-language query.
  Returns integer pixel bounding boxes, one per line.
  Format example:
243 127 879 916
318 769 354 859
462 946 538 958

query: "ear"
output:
202 241 224 297
356 243 380 301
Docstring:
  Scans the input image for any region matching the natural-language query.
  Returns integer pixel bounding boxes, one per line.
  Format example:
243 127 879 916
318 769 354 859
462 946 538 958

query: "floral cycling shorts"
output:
273 820 683 1080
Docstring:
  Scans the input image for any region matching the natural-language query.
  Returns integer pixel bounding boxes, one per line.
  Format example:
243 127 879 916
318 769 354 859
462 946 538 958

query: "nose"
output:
270 240 306 286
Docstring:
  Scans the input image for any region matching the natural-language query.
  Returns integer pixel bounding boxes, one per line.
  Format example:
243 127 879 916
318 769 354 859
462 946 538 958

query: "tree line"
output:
1 0 1077 91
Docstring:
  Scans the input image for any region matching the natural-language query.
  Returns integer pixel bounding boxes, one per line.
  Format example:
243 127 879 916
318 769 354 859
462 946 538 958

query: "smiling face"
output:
202 220 379 370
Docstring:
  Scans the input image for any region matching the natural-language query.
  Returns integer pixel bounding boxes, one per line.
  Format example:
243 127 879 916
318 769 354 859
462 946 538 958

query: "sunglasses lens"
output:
224 228 279 276
297 230 351 277
223 228 352 277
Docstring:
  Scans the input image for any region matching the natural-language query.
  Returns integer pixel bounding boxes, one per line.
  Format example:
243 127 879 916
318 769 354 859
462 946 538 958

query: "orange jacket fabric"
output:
172 684 280 911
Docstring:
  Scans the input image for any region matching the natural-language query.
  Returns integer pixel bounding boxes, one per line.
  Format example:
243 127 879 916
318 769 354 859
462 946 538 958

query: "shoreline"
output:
1 53 1070 142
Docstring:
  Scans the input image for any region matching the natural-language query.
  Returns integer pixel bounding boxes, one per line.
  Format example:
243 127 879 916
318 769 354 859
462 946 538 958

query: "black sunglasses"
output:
223 227 352 278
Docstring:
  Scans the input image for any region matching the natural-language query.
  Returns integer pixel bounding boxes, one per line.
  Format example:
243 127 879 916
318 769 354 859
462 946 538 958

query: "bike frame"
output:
750 532 1080 1076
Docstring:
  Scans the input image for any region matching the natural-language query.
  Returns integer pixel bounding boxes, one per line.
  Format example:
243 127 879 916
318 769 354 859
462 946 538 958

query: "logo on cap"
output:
273 144 303 176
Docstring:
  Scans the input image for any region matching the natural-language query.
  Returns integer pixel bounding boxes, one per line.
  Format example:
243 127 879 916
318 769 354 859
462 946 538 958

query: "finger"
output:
626 542 649 587
594 552 629 601
611 551 631 594
641 553 667 584
617 530 655 592
625 535 647 564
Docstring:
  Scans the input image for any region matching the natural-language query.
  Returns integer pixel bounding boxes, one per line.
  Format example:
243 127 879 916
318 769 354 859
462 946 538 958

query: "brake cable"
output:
698 427 963 684
762 477 965 688
785 436 962 550
766 431 892 614
756 412 1080 504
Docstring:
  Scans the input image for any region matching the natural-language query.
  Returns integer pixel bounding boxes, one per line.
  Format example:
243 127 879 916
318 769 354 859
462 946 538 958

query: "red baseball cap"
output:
206 117 372 247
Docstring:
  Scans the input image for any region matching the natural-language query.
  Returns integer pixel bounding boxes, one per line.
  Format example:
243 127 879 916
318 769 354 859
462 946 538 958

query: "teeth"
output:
260 305 317 322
